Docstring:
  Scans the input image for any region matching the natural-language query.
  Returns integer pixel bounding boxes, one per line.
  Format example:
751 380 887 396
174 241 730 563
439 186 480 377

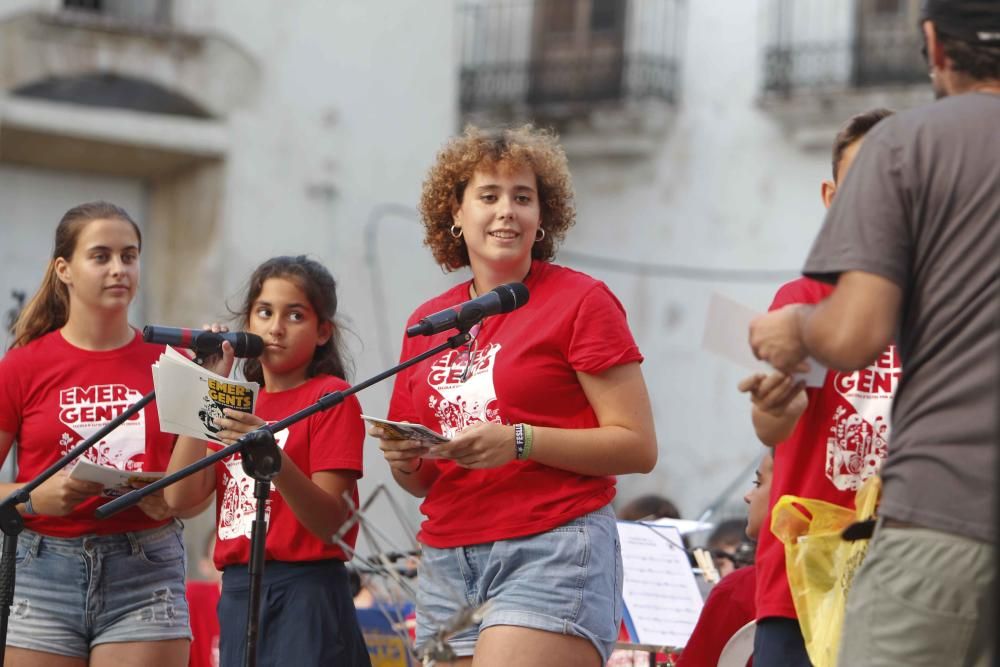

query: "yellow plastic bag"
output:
770 476 881 667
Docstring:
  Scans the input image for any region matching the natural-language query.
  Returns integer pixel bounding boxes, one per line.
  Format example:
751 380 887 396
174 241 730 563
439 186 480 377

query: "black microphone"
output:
406 282 529 337
142 326 265 358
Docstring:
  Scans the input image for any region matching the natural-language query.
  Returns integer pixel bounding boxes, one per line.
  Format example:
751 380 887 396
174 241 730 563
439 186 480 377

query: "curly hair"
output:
419 125 576 271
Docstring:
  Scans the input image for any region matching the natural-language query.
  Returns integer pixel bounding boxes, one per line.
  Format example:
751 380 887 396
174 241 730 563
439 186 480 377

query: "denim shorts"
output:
8 520 191 659
415 505 623 663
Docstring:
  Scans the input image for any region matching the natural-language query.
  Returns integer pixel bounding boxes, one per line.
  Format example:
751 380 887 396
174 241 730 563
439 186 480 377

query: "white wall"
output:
563 0 860 520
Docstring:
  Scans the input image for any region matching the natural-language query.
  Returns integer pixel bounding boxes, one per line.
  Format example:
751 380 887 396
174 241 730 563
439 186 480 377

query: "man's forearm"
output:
800 293 891 372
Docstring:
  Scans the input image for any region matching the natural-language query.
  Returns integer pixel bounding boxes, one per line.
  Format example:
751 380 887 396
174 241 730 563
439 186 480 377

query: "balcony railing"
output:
763 0 926 95
62 0 172 27
458 0 683 120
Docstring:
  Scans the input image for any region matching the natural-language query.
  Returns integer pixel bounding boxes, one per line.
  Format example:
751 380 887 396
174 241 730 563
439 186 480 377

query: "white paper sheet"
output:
69 460 164 497
702 292 827 387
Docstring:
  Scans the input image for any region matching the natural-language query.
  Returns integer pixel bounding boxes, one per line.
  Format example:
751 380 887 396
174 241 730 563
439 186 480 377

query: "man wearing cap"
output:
748 1 999 664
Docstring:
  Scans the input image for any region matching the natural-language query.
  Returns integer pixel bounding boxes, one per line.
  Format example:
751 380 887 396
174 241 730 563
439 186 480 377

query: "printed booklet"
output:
152 346 260 444
69 460 165 498
361 415 449 444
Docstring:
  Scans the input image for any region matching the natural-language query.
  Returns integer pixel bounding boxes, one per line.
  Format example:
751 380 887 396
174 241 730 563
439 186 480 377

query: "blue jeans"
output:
219 559 371 667
8 520 191 659
415 505 623 663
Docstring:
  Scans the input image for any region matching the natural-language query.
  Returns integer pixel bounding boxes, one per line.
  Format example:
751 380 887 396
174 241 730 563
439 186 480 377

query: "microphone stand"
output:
97 329 473 667
0 391 156 663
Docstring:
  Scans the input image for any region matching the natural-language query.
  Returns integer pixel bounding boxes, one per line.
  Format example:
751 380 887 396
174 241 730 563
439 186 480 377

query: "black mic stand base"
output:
0 504 24 665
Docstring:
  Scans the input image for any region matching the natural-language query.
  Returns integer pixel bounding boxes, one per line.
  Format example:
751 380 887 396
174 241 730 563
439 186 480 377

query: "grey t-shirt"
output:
804 92 1000 543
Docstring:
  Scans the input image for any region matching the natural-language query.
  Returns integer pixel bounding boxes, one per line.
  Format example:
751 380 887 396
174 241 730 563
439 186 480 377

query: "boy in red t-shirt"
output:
738 108 896 666
674 451 773 667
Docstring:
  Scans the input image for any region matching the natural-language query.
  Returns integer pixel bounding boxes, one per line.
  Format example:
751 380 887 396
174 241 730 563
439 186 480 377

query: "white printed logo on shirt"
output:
425 343 503 437
58 384 146 471
217 428 289 541
826 346 900 491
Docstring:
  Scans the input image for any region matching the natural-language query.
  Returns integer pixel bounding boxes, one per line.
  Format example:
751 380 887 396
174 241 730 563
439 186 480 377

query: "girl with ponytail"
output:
0 202 194 665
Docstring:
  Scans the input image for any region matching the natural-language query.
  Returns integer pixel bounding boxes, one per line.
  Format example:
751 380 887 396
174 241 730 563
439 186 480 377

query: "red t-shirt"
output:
212 374 364 569
755 278 898 620
0 329 175 536
388 260 643 548
186 580 221 667
675 565 756 667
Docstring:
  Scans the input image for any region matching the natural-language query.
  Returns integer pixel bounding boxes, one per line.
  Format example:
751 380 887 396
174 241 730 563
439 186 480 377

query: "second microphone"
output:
406 282 530 337
143 326 265 358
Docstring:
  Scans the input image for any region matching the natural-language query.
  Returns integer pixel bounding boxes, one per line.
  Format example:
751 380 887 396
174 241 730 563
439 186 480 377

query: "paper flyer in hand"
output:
152 346 259 443
361 415 450 444
702 292 827 387
69 460 165 498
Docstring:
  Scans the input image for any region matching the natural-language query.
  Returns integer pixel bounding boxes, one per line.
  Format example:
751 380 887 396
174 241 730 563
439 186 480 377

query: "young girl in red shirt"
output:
0 201 194 666
164 255 370 666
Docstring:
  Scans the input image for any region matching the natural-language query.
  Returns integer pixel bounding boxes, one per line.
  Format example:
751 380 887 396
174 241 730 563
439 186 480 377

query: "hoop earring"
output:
450 225 463 239
534 227 546 242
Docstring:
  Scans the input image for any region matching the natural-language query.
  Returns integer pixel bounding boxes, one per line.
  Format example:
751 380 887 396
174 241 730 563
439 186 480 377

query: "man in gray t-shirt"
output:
748 1 998 664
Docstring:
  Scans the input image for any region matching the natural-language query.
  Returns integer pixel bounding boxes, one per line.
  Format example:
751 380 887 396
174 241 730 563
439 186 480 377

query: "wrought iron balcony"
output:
61 0 172 28
458 0 683 122
762 0 927 95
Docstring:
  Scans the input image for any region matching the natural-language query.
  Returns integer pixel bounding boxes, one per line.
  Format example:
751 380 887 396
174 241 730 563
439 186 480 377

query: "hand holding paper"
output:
366 417 435 473
152 346 260 443
30 470 105 515
210 408 267 445
69 460 165 498
361 415 449 444
737 371 809 419
703 293 826 387
748 304 814 375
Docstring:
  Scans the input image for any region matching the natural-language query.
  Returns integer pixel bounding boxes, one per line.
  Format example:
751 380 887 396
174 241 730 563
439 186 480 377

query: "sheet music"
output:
617 521 704 648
